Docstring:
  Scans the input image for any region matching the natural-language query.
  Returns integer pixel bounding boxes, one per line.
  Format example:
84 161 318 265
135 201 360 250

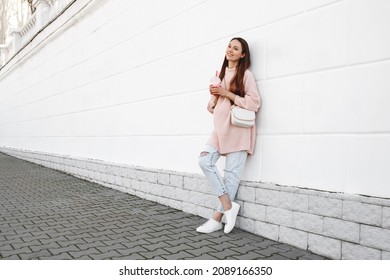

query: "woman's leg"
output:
216 150 248 213
198 145 228 201
197 145 229 233
212 194 231 222
198 146 248 234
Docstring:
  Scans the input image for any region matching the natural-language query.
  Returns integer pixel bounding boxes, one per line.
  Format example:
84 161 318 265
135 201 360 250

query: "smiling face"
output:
225 39 245 67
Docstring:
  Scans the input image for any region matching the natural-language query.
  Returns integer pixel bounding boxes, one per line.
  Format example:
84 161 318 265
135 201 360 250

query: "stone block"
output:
124 188 135 195
160 185 176 199
360 225 390 251
292 212 323 234
279 192 308 212
136 170 158 183
144 193 160 202
382 251 390 260
308 234 341 260
167 199 181 210
123 177 132 188
254 221 279 241
189 191 205 206
343 201 382 226
120 166 129 177
75 160 85 169
157 173 170 185
137 181 154 195
108 174 116 184
174 188 191 203
237 217 255 232
114 174 123 186
150 183 164 197
93 171 103 181
256 188 308 212
266 207 292 227
89 162 100 172
279 226 308 250
80 167 88 177
203 193 218 209
105 164 114 175
79 168 94 178
98 163 108 174
383 207 390 229
308 195 342 218
183 176 208 192
341 242 381 260
132 180 147 192
237 186 256 203
242 202 266 221
256 188 280 207
197 206 213 219
155 196 171 207
170 174 183 188
323 217 359 243
181 202 196 215
63 164 71 173
112 166 123 176
100 173 110 183
63 158 72 166
123 167 136 179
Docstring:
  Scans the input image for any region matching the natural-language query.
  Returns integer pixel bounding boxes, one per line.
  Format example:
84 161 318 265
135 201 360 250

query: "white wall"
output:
1 0 390 198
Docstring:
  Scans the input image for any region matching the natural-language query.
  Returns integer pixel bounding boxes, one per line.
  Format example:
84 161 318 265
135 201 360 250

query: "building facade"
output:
1 0 390 259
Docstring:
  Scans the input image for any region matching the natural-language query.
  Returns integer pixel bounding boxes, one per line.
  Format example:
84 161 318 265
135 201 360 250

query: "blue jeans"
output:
198 145 247 213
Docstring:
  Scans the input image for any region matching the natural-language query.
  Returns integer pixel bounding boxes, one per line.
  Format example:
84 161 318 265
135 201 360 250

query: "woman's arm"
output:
207 95 219 113
210 70 261 112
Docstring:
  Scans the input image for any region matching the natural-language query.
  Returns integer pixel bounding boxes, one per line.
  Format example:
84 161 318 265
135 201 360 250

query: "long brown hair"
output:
219 37 251 98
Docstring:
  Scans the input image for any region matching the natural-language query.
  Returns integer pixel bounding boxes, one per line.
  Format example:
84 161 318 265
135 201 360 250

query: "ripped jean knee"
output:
198 151 210 171
198 145 218 170
198 145 227 196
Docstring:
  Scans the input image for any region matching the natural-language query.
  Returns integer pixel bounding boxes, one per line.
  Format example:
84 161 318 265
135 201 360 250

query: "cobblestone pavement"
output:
0 152 326 260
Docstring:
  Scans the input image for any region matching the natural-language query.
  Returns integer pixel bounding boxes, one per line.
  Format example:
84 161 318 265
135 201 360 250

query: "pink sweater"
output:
207 67 261 155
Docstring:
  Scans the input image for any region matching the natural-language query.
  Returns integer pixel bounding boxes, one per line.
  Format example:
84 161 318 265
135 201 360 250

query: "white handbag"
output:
231 106 255 128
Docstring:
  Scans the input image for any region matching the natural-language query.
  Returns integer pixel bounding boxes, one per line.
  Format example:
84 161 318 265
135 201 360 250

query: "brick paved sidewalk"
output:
0 152 326 260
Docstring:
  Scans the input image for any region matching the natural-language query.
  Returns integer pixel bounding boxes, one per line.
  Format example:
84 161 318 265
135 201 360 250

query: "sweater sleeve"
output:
233 70 261 112
207 95 218 113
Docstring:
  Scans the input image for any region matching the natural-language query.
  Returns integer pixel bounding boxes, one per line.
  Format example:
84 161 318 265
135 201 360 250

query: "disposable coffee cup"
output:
210 71 221 87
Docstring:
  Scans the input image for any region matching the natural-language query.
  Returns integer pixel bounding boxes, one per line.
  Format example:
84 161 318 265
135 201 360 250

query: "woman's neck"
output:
228 61 238 69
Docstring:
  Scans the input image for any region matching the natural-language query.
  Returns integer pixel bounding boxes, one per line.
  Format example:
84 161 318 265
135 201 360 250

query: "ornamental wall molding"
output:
0 0 74 68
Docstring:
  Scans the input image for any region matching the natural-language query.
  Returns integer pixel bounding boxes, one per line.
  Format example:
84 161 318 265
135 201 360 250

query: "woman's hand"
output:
209 85 235 101
209 85 227 97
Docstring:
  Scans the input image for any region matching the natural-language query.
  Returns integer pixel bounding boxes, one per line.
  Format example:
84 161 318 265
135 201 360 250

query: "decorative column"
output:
33 0 53 30
0 41 10 66
50 0 72 19
9 30 22 55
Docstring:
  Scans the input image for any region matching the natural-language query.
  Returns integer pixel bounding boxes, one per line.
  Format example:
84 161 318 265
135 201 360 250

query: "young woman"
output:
197 37 261 234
